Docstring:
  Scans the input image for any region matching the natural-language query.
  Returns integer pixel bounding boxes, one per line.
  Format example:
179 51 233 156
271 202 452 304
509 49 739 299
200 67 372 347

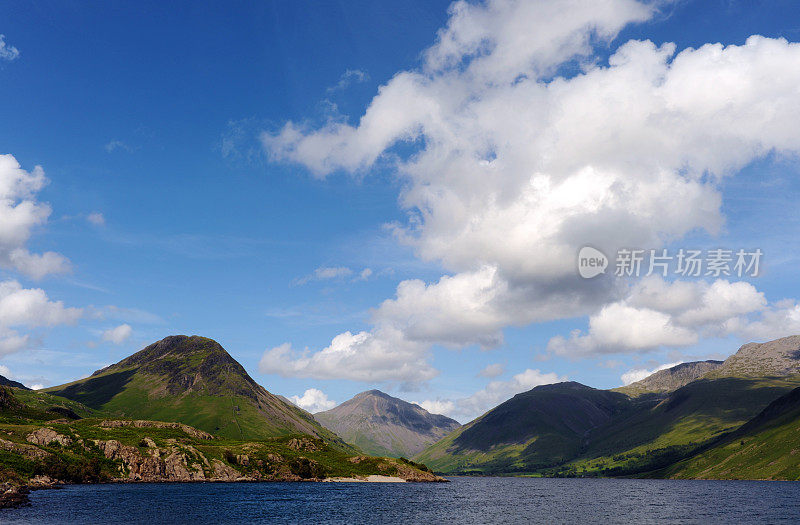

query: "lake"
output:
4 477 800 524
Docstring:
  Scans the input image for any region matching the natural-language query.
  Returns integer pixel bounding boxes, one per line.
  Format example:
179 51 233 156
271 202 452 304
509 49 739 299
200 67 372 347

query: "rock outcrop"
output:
26 428 73 447
707 335 800 378
99 420 214 440
92 438 250 482
618 360 724 396
0 483 30 509
1 438 50 460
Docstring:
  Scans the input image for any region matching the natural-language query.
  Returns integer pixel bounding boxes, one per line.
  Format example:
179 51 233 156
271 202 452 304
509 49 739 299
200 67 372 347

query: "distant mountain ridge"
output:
706 336 800 378
616 360 723 396
46 335 338 442
315 390 460 457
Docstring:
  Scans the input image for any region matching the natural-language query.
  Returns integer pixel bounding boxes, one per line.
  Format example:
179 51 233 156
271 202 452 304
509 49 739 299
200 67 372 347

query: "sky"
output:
2 0 800 422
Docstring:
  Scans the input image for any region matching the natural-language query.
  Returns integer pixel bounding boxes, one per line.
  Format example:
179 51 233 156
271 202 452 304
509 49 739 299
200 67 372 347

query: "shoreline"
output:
1 473 446 509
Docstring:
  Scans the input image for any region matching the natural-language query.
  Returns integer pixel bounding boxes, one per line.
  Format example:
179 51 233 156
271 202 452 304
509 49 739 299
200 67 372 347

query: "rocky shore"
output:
0 422 445 509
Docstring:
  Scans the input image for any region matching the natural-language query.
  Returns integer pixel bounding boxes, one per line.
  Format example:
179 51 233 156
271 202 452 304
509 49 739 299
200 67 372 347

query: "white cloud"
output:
0 280 83 327
415 399 455 417
289 388 336 413
327 69 369 93
87 212 105 226
0 364 12 378
546 277 786 356
417 368 567 422
478 363 504 378
0 330 29 356
262 0 800 377
0 279 82 356
0 35 19 61
259 326 436 383
101 324 132 345
357 268 373 281
722 299 800 342
30 384 44 390
295 266 353 285
621 360 684 386
0 154 70 279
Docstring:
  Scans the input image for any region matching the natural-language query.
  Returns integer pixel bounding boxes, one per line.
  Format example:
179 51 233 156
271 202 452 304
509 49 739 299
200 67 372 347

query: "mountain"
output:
0 375 29 390
45 335 338 441
314 390 461 457
615 360 723 396
666 385 800 480
706 335 800 378
415 382 634 473
417 335 800 477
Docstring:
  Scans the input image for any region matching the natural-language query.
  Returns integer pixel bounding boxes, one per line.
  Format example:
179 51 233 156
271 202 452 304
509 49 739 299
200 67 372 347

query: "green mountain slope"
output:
417 335 800 476
665 385 800 480
0 375 29 390
314 390 460 457
414 382 634 473
562 376 800 476
44 336 339 442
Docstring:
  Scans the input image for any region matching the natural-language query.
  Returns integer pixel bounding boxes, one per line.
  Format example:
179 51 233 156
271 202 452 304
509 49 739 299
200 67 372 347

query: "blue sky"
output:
2 0 800 421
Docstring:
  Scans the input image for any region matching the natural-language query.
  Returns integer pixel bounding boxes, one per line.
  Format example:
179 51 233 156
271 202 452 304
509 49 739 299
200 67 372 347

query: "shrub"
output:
289 457 325 479
223 449 237 465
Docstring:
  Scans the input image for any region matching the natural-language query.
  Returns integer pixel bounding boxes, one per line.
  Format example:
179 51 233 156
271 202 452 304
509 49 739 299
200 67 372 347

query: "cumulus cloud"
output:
621 360 684 386
546 276 791 356
101 324 132 345
0 154 70 279
259 326 436 383
415 399 456 417
417 368 567 422
262 0 800 380
289 388 336 413
0 35 19 61
478 363 504 378
0 280 83 326
0 279 83 356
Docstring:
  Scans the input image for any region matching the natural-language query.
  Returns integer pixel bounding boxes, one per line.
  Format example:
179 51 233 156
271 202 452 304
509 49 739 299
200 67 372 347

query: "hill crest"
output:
47 335 337 442
315 389 460 458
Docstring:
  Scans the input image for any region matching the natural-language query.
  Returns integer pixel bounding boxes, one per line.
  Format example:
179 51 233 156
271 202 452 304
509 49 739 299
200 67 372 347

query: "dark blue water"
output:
3 477 800 524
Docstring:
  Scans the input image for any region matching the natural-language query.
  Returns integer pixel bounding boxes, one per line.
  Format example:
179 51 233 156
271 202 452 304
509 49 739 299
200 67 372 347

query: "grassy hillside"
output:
664 386 800 480
414 382 634 473
553 376 800 477
417 377 800 476
418 336 800 477
44 336 341 443
0 386 440 494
